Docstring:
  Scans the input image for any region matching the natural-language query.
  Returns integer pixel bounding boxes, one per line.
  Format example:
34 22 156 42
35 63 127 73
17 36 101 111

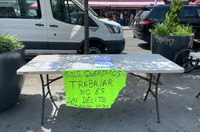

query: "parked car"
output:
133 4 200 48
132 6 154 42
0 0 125 59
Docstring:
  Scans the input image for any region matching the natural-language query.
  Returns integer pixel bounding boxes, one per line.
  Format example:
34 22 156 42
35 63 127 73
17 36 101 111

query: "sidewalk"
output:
122 26 132 30
1 69 200 132
105 25 132 30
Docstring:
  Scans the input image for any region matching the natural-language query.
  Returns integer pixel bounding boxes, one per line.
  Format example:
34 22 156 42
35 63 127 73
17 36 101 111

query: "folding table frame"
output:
16 54 184 125
39 73 161 125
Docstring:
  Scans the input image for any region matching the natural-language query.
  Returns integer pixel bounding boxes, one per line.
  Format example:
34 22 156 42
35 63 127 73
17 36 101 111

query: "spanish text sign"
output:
62 70 127 109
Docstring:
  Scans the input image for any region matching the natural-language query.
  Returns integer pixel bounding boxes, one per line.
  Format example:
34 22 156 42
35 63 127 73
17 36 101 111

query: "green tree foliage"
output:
150 0 193 36
164 0 183 29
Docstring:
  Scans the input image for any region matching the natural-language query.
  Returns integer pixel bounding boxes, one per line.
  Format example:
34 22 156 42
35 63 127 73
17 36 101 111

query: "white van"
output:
0 0 125 59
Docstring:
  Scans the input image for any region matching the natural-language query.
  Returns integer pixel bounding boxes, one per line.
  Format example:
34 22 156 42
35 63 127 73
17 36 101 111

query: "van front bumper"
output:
106 39 125 53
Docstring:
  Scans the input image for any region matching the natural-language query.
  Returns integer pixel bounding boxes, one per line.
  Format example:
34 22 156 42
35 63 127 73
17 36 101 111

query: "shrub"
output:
0 33 23 53
150 0 193 36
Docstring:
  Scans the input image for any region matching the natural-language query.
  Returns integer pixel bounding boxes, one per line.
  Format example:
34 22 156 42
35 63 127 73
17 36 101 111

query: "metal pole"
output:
84 0 89 54
155 0 157 6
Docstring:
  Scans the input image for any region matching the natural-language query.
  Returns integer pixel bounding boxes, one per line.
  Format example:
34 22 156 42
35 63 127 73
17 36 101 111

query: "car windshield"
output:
139 11 150 20
147 7 169 21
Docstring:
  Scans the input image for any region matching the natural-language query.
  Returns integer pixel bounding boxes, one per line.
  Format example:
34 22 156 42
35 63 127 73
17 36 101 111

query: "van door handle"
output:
49 25 58 27
35 24 44 26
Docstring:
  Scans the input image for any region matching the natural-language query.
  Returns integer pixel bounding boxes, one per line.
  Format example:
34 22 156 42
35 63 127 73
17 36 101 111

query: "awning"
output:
27 2 38 10
88 1 165 8
91 6 141 10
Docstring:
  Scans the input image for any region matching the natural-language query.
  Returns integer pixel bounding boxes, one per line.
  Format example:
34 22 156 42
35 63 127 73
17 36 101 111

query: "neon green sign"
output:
62 70 127 109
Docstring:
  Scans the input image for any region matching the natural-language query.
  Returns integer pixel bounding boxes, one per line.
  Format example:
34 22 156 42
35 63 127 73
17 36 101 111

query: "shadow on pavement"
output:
50 87 156 132
138 43 150 50
49 71 200 132
1 71 200 132
50 71 200 132
0 94 53 132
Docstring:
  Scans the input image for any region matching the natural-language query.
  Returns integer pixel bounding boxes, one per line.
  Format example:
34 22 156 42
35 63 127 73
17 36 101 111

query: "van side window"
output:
179 8 195 20
0 0 41 19
50 0 85 25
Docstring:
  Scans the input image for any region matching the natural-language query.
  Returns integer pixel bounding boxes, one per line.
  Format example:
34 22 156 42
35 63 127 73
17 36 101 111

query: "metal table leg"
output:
144 73 161 123
39 74 62 125
129 73 161 123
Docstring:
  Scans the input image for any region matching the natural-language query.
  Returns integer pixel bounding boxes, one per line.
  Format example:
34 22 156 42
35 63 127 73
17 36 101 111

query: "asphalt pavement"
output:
1 26 200 132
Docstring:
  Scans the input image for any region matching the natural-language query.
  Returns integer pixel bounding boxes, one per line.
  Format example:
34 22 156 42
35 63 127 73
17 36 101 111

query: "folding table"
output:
17 54 184 125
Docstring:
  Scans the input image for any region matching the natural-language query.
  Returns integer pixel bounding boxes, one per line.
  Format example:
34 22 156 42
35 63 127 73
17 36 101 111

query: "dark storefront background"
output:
89 0 165 25
89 0 200 25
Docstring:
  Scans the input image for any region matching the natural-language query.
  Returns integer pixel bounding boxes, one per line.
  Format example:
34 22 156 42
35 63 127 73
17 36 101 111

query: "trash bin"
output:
125 20 129 26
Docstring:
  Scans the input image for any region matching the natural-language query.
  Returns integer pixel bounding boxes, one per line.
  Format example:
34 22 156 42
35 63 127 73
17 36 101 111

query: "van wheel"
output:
81 43 105 54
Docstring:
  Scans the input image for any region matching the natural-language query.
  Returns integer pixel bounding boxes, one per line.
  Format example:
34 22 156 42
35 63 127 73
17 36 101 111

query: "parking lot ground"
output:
1 69 200 132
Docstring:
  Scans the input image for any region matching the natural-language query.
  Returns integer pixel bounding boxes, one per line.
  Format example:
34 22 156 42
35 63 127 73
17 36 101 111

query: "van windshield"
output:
75 0 99 18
